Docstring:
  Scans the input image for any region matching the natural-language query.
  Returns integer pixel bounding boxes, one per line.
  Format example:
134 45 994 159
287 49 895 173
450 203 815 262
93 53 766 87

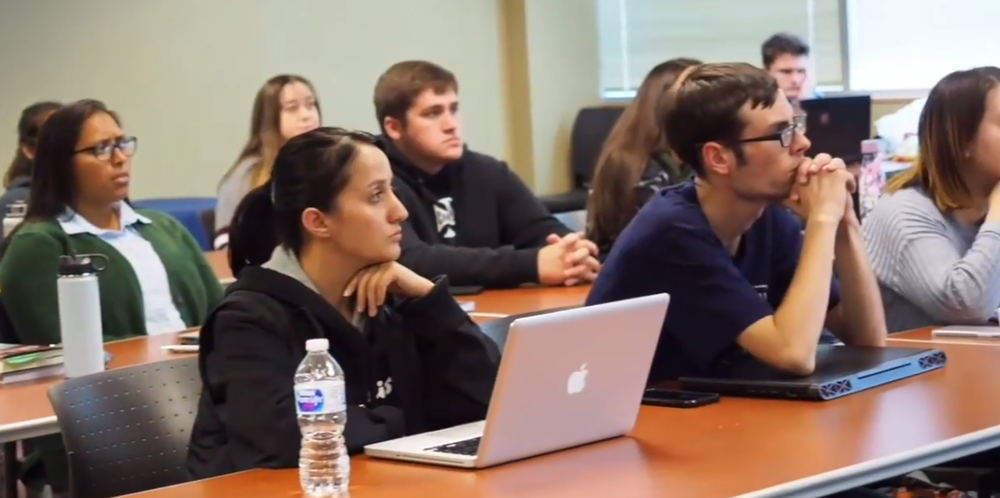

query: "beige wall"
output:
0 1 917 199
0 0 511 198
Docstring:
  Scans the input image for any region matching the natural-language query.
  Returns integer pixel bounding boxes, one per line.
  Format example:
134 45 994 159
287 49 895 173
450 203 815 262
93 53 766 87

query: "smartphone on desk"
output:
642 388 719 408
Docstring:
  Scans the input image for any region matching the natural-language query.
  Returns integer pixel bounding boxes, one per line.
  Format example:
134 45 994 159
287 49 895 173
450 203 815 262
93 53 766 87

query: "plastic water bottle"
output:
295 338 349 497
57 255 105 378
3 200 26 238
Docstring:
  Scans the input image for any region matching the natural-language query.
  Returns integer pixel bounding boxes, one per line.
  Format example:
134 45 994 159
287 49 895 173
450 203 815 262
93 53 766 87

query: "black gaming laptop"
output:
679 345 947 401
800 95 872 165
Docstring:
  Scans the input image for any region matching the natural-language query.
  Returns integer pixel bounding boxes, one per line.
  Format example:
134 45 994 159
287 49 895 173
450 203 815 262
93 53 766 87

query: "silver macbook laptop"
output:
364 293 670 468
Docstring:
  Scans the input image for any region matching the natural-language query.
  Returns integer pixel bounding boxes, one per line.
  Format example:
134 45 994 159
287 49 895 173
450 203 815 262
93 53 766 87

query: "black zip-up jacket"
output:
378 137 572 288
186 267 499 479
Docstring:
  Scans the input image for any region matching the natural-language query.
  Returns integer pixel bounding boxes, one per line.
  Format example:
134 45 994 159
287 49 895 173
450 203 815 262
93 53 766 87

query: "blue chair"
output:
131 197 216 251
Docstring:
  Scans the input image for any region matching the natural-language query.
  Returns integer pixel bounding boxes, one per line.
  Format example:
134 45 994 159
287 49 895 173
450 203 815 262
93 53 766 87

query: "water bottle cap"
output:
861 139 881 154
58 255 99 277
305 338 329 352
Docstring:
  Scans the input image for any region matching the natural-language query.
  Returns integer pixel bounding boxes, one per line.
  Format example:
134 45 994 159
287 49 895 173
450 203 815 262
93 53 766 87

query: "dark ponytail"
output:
225 127 377 278
227 182 278 277
4 101 61 189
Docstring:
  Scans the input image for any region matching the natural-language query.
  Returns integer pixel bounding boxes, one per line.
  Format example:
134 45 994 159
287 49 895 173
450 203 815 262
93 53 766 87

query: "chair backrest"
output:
47 357 201 498
480 306 577 351
199 209 215 242
570 106 626 189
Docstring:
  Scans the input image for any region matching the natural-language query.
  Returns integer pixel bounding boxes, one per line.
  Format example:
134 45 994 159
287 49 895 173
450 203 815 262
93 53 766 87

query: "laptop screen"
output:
800 95 873 164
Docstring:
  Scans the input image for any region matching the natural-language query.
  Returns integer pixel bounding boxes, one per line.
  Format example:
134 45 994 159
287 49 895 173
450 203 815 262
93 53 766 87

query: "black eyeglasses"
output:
75 136 138 160
738 114 807 148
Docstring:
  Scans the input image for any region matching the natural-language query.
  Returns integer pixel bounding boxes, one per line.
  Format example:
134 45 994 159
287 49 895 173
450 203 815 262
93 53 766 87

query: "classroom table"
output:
106 327 1000 498
6 259 1000 497
0 284 587 446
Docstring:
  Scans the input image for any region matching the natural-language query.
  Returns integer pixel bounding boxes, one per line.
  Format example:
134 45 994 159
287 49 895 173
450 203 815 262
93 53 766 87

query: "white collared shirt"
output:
59 203 187 335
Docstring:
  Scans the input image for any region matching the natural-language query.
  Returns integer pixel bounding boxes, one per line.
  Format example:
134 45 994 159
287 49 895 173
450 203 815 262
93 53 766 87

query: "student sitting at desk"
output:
373 60 600 289
864 66 1000 333
586 63 887 382
187 127 499 479
587 57 700 258
0 99 223 497
0 101 61 237
215 74 322 249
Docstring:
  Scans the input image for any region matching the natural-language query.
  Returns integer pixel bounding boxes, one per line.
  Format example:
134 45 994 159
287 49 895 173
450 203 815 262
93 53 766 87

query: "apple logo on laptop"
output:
567 363 588 395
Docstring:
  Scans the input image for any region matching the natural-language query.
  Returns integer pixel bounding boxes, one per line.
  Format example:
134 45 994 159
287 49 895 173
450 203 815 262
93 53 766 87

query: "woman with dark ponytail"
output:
187 127 499 479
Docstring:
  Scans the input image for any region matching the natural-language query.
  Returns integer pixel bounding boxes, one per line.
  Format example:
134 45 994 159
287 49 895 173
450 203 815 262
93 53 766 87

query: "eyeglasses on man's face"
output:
738 114 807 148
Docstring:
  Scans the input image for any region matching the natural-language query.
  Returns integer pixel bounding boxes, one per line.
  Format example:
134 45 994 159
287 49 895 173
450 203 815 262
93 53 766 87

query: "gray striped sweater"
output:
863 187 1000 333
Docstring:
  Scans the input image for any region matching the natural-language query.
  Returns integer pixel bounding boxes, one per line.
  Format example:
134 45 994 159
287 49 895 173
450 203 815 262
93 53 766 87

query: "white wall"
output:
0 0 507 199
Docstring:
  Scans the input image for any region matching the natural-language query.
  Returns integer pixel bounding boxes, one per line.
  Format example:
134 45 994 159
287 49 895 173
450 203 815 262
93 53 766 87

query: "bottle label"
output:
294 380 346 415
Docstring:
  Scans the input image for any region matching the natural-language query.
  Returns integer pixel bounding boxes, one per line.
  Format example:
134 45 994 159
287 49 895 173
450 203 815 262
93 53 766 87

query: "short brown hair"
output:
660 62 779 177
887 66 1000 211
761 33 810 68
373 60 458 131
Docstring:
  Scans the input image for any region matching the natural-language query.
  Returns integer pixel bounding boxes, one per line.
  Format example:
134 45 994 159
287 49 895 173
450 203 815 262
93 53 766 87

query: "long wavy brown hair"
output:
587 58 701 243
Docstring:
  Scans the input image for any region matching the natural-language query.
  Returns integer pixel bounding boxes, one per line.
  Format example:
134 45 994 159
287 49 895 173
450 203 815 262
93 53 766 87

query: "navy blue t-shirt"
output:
586 182 841 382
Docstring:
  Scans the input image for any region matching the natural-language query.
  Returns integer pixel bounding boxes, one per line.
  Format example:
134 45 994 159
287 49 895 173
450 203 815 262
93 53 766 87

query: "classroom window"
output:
597 0 844 100
845 0 1000 92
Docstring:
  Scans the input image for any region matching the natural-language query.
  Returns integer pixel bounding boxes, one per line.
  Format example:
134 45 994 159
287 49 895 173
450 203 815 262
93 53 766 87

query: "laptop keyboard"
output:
425 437 481 456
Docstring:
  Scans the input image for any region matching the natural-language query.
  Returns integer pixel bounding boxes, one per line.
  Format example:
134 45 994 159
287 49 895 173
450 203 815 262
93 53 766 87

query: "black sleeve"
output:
395 278 500 430
204 299 408 471
399 223 541 288
495 161 574 247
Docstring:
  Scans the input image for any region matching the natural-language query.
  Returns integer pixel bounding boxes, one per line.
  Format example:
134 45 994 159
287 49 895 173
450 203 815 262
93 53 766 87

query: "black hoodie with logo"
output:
186 266 499 479
377 136 572 289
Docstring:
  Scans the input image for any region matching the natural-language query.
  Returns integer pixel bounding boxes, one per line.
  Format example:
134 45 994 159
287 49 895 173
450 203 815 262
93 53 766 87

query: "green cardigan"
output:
0 209 223 345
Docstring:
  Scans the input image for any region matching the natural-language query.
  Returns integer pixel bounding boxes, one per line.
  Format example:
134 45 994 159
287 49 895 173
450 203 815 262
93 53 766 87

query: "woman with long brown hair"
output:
214 74 321 248
864 66 1000 332
587 58 700 257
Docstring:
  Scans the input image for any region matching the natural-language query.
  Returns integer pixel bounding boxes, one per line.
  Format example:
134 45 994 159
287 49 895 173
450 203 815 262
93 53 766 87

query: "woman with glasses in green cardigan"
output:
0 99 223 497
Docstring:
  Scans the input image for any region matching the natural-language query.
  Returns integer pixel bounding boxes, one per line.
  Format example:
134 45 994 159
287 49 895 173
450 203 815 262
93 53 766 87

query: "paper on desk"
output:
932 325 1000 336
460 301 476 312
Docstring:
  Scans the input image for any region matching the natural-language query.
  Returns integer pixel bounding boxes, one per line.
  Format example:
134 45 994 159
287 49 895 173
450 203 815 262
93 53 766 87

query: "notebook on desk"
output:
679 345 946 401
364 293 670 468
177 329 200 345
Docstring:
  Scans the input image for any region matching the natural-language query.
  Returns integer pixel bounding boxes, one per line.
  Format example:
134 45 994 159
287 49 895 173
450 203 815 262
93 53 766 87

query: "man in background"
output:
761 33 816 105
372 60 600 289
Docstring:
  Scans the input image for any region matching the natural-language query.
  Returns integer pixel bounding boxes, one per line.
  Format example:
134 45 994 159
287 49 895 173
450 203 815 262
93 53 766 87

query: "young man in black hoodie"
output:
373 60 601 289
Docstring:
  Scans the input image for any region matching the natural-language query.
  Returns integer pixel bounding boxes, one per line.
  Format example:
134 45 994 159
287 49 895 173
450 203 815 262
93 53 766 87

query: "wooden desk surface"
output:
9 259 1000 498
116 329 1000 498
204 250 230 282
204 248 590 315
0 333 181 434
0 285 588 439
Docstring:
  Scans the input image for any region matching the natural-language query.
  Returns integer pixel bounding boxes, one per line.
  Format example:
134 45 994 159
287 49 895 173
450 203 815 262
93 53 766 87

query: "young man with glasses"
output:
586 63 886 383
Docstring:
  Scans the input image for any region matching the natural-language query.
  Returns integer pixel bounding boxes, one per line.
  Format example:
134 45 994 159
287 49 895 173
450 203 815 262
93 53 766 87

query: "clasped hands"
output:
538 232 601 287
783 153 859 226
